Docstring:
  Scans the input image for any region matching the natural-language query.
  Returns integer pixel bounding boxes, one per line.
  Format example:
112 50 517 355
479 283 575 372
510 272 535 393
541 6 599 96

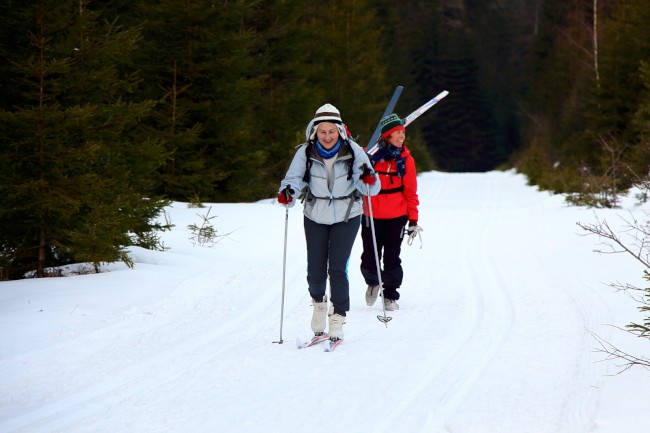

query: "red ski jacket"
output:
363 145 419 222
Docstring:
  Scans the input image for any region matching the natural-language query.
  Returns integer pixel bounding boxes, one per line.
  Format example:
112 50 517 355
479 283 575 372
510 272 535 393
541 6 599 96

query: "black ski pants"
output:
304 215 361 317
360 215 408 300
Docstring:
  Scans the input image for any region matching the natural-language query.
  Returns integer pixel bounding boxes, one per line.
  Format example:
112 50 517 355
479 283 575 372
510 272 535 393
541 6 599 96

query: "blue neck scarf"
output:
371 144 405 177
315 139 341 159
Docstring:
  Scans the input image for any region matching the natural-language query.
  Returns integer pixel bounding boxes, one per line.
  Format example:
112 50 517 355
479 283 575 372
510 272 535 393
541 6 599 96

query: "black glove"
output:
360 164 376 185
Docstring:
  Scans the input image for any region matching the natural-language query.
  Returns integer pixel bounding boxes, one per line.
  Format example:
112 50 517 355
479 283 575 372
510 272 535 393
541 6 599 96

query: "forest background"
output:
0 0 649 279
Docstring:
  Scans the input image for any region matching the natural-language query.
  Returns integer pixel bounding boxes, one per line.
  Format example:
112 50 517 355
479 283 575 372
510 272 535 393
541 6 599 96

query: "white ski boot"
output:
328 313 345 340
384 299 399 311
365 285 380 306
311 296 328 335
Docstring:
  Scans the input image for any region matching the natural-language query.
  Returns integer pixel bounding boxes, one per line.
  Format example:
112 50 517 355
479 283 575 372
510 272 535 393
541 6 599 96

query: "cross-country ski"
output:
367 90 449 155
296 334 329 349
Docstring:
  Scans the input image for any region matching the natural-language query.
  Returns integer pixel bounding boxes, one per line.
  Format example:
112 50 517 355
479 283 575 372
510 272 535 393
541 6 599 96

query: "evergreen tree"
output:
590 0 650 178
517 0 601 189
631 61 650 167
245 0 398 190
373 0 439 171
0 0 167 279
373 0 520 172
418 2 498 172
98 1 395 199
516 0 650 194
297 0 391 146
243 0 321 190
115 0 269 202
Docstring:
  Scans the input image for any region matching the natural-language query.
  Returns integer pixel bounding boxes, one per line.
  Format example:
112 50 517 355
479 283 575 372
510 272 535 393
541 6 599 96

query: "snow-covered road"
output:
1 171 649 433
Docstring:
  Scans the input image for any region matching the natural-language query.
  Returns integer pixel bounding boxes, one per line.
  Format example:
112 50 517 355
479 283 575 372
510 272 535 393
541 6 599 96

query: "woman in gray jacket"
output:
278 103 380 343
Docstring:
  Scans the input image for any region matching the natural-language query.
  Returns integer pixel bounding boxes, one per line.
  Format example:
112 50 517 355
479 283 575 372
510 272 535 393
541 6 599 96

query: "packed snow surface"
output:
1 170 649 433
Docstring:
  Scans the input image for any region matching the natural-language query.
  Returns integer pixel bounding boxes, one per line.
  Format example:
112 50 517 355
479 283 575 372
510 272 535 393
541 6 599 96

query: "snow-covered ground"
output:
1 170 649 433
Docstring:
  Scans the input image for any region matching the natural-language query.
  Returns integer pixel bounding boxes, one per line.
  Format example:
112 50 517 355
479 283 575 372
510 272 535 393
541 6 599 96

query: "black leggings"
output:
304 215 361 316
360 215 408 300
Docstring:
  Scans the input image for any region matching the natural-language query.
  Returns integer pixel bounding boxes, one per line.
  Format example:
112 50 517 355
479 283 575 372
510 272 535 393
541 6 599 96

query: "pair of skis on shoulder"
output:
365 86 449 155
296 334 342 352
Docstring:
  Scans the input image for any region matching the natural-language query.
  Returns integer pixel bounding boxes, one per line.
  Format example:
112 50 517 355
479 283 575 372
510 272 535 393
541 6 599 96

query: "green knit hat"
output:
380 113 405 139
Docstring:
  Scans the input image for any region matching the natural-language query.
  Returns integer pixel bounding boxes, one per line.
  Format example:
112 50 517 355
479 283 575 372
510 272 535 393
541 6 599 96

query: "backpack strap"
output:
343 140 354 180
378 185 405 195
376 168 402 187
302 142 313 183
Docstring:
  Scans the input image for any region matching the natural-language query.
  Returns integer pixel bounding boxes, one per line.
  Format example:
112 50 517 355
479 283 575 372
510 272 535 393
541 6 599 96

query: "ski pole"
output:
366 184 392 325
273 204 289 344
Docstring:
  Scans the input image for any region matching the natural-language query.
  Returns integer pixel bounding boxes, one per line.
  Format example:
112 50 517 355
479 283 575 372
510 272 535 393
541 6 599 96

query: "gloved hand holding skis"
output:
406 220 423 248
277 186 294 205
360 163 377 185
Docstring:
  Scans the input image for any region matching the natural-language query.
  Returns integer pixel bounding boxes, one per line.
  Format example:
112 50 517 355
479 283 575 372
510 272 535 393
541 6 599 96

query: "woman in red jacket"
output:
361 113 421 311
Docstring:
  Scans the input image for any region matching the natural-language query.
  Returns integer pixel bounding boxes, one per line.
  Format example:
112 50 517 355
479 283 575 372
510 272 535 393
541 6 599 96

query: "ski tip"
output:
297 334 329 349
324 339 343 352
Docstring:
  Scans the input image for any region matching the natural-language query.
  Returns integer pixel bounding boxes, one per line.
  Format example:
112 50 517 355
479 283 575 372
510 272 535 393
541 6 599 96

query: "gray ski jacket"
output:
279 140 380 225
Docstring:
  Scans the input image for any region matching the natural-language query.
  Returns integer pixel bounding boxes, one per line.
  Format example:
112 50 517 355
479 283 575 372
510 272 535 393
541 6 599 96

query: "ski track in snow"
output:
0 171 637 433
373 174 515 433
0 265 282 432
